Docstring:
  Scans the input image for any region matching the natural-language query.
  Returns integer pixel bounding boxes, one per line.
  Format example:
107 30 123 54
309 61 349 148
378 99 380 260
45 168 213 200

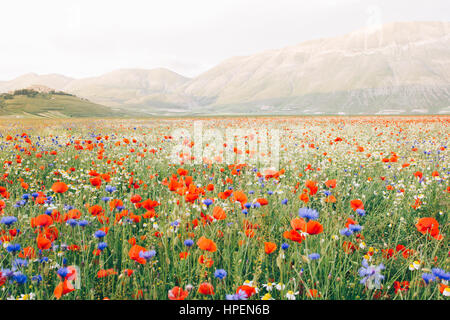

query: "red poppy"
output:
236 285 256 298
51 182 68 193
197 236 217 252
168 286 189 300
128 245 147 264
212 206 227 220
264 242 277 254
54 279 75 299
350 199 364 211
198 282 215 295
416 217 443 240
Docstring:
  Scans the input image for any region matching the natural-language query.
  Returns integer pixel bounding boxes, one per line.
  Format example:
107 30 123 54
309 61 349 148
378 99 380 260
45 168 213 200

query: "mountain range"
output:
1 21 449 116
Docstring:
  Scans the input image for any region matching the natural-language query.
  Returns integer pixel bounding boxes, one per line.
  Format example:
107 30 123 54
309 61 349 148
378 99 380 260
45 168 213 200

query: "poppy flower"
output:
19 247 35 258
256 198 269 206
89 205 103 216
54 279 75 299
168 286 189 300
236 285 256 298
305 180 318 195
89 177 102 188
128 245 148 264
325 179 337 188
51 182 68 194
233 191 248 207
198 282 215 295
130 194 142 203
264 242 277 254
31 214 53 228
37 234 52 250
198 254 214 267
305 220 323 235
290 217 323 235
416 217 443 240
212 206 227 220
179 252 190 260
283 230 305 243
394 281 409 294
350 199 364 211
197 236 217 252
299 193 309 203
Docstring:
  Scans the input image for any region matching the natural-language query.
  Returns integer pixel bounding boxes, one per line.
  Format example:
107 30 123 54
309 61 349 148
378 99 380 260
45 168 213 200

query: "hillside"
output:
0 89 124 118
63 68 191 107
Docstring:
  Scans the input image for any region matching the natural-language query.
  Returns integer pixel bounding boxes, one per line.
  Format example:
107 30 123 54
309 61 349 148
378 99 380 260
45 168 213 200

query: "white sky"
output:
0 0 448 80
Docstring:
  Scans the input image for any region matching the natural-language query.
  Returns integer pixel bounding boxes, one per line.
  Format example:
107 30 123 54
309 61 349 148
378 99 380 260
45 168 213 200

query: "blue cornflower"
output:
281 199 288 205
323 190 331 197
359 259 385 290
105 185 116 193
67 219 78 227
39 257 49 263
348 224 363 232
57 267 68 279
422 273 435 284
139 250 156 261
22 194 30 200
32 275 42 283
14 200 26 208
214 269 227 280
78 220 89 227
244 203 252 209
1 268 14 278
13 258 28 268
340 228 353 237
203 199 213 207
184 239 194 247
94 230 106 238
101 197 111 202
242 209 248 215
252 202 261 209
98 242 108 251
12 272 27 284
6 243 21 253
356 209 366 217
1 216 17 226
281 243 290 250
226 291 247 300
308 253 320 260
432 268 450 281
298 207 319 220
267 191 273 195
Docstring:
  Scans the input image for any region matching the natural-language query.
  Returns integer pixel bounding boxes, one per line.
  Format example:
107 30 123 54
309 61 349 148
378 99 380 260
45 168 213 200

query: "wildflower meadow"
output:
0 116 448 300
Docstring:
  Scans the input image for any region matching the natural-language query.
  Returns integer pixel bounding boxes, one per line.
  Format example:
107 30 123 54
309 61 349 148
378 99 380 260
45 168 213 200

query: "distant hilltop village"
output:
8 85 55 94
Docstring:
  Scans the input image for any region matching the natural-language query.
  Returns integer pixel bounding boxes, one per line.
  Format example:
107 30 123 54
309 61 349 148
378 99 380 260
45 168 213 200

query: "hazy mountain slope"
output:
63 68 191 107
183 21 450 114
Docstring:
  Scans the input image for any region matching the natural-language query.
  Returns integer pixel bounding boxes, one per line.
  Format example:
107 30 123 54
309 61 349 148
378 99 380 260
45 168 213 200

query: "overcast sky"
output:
0 0 448 80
